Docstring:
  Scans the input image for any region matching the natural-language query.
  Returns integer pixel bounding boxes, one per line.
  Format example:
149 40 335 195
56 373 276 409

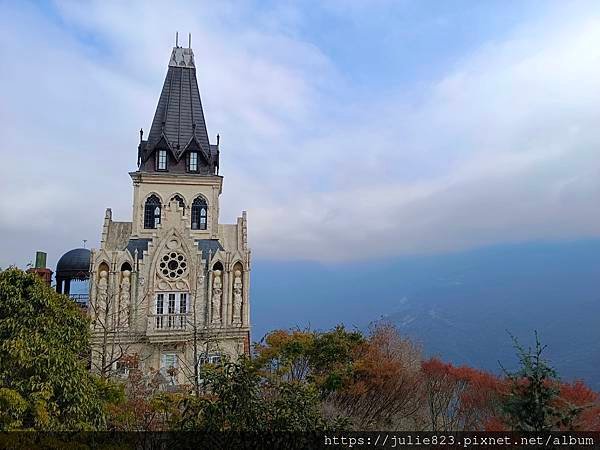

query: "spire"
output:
140 39 216 172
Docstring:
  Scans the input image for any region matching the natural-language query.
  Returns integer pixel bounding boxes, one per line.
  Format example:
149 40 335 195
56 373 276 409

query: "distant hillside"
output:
251 239 600 390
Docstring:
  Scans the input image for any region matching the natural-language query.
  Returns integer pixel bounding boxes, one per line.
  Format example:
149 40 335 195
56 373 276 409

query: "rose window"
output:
159 252 188 279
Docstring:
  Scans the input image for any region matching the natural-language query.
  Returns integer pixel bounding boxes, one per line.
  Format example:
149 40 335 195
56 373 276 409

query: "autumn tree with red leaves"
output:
325 323 424 429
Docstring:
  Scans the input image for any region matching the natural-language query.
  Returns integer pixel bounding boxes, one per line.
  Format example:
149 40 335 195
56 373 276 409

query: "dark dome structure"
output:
55 248 91 295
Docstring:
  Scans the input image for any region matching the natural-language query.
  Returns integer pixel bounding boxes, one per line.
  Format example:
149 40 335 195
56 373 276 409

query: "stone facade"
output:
88 44 251 385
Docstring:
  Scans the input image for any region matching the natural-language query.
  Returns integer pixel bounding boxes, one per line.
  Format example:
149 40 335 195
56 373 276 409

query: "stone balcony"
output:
150 313 190 331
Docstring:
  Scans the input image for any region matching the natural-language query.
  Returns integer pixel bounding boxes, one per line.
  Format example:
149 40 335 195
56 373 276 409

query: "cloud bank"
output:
1 0 600 266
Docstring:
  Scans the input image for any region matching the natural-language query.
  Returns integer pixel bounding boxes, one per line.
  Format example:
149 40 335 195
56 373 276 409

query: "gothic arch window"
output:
191 196 208 230
170 194 185 213
144 195 161 229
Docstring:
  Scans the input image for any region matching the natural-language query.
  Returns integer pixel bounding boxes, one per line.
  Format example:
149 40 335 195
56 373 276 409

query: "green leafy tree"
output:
501 332 582 431
177 358 332 431
253 325 364 395
0 268 106 430
179 358 267 431
310 325 364 394
253 328 316 382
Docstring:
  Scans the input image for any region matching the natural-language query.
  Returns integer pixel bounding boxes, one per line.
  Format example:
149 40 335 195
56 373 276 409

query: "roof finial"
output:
139 128 143 143
82 239 87 249
217 133 220 146
188 33 192 48
176 31 179 47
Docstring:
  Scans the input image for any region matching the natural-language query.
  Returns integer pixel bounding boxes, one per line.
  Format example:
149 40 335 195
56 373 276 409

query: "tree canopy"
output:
0 268 107 430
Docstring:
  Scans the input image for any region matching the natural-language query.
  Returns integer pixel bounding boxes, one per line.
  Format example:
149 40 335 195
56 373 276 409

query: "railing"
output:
69 294 89 307
150 314 190 331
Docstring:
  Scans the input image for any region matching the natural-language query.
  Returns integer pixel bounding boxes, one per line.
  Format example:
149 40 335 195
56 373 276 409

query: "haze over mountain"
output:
252 239 600 390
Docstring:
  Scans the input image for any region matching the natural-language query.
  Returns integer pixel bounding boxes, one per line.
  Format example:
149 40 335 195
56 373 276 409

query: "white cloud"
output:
1 0 600 267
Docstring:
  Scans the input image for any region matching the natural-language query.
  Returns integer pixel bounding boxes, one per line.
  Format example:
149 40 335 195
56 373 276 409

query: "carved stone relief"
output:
119 270 131 328
212 270 222 324
96 270 109 329
232 270 243 325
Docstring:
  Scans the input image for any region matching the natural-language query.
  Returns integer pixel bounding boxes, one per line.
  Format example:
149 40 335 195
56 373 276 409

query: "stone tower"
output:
89 43 251 384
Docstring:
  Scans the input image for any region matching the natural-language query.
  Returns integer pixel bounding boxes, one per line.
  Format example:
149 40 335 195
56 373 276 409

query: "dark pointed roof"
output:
140 46 217 167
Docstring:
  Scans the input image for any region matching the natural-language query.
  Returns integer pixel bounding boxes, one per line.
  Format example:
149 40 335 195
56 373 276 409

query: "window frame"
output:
144 195 162 229
161 353 179 383
191 196 208 230
198 353 222 366
156 149 168 171
188 151 199 172
155 292 188 315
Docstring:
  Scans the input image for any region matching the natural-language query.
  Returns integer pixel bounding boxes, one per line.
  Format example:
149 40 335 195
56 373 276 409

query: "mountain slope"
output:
251 239 600 389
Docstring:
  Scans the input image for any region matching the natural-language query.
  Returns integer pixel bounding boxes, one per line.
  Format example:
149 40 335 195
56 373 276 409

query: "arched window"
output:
144 195 161 229
171 194 185 213
191 196 208 230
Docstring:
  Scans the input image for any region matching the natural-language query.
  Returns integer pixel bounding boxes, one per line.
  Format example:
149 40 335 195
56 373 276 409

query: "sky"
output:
2 0 600 268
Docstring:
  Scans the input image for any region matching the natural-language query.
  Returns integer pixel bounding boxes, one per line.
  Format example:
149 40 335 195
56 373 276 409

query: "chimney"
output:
34 251 47 269
27 251 53 286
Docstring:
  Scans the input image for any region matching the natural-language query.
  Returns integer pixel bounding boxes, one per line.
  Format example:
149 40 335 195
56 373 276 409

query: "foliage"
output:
326 323 423 429
420 359 506 431
253 328 315 382
253 325 363 395
178 358 331 431
0 387 27 430
558 380 600 431
1 273 598 433
310 325 364 393
501 332 584 431
0 268 107 430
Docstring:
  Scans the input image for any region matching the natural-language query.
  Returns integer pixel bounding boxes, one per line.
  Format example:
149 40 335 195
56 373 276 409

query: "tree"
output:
558 380 600 431
421 358 469 431
501 332 582 431
0 268 106 430
253 325 363 395
325 323 423 430
253 328 316 383
310 325 364 394
176 358 332 432
89 269 150 380
451 365 505 431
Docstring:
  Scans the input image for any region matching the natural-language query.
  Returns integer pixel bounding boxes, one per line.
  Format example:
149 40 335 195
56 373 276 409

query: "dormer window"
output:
157 150 168 171
188 151 198 172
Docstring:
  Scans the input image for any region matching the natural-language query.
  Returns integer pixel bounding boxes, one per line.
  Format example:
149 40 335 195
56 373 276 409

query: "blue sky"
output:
2 0 600 268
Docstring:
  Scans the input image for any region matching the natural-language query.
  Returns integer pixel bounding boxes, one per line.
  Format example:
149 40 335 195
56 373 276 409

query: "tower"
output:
88 41 251 384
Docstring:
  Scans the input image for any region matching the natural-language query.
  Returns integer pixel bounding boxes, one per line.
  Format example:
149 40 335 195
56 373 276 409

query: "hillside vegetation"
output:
1 268 599 431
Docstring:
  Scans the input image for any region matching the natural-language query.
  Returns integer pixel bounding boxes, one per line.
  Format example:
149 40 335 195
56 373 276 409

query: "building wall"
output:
89 172 251 384
130 171 223 239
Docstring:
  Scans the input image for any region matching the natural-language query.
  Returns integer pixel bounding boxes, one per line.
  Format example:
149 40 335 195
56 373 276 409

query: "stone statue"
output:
232 270 243 325
211 270 222 324
119 270 131 328
96 270 109 329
